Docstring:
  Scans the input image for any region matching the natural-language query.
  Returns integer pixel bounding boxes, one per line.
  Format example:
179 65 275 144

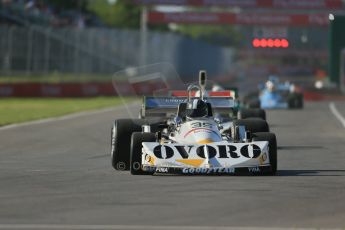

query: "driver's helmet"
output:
212 84 224 92
266 80 276 92
186 99 208 118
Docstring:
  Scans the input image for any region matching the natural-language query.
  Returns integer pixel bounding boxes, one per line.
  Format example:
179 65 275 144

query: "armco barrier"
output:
0 82 165 97
2 83 344 100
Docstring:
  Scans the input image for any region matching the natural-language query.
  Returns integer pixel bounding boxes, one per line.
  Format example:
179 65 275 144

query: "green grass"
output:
0 97 134 126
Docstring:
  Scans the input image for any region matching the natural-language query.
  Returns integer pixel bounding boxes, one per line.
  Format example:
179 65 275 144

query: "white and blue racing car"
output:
110 71 277 175
245 76 304 109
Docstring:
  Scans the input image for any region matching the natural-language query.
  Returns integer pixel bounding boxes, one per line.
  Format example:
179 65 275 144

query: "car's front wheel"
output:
111 119 145 170
130 132 156 175
252 132 277 175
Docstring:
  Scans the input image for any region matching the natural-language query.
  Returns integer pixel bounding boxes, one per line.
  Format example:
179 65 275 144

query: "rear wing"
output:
170 90 237 98
142 96 235 118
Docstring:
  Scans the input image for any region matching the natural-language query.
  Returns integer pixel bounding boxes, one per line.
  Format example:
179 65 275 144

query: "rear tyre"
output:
130 132 156 175
288 93 304 109
243 91 259 108
252 132 277 175
111 119 145 170
238 108 266 120
233 118 269 134
248 99 261 109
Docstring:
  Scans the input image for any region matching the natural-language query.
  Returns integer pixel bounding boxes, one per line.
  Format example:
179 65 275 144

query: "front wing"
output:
141 141 273 175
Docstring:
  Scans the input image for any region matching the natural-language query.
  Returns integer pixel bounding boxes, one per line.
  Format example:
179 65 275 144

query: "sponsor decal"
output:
197 139 215 144
190 122 213 129
156 167 168 173
153 144 262 160
176 159 204 167
182 167 235 174
183 128 220 138
184 122 218 138
248 166 260 173
144 153 155 166
259 152 268 165
164 98 185 103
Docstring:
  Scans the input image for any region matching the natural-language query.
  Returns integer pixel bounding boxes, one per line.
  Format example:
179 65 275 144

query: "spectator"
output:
76 14 85 29
25 0 35 10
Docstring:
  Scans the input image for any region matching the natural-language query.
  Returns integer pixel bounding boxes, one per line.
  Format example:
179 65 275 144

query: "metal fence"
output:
0 25 234 78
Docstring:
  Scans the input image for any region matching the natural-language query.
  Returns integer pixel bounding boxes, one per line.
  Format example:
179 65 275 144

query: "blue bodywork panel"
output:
259 90 289 109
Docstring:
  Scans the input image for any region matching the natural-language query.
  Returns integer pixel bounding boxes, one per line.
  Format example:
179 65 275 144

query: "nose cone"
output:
194 130 223 144
182 124 222 144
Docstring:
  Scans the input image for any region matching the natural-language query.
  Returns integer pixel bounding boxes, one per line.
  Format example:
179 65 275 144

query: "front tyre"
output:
248 99 261 109
130 132 156 175
111 119 145 170
252 132 277 175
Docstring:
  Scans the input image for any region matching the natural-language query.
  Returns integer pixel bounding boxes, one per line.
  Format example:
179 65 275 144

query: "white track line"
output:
329 102 345 128
0 225 326 230
0 102 138 131
0 107 116 131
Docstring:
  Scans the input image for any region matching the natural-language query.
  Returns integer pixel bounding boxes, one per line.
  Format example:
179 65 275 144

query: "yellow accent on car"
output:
197 139 214 144
145 155 155 166
259 152 268 165
176 159 204 167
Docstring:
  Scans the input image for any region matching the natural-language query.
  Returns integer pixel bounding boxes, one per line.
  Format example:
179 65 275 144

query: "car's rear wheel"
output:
252 132 277 175
238 108 266 120
130 132 156 175
111 119 145 170
243 91 260 108
248 99 261 109
288 93 304 109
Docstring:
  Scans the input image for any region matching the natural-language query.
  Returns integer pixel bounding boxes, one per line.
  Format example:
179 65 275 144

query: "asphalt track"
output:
0 101 345 229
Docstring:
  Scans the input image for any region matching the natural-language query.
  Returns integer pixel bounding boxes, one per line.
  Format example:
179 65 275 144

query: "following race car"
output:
111 71 277 175
169 83 266 121
244 76 303 109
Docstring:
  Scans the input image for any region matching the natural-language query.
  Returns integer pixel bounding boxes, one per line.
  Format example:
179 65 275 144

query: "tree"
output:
46 0 88 11
175 24 243 47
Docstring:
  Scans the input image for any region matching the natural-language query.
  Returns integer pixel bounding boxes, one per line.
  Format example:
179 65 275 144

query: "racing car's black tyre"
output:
288 93 304 109
248 99 261 109
130 132 156 175
243 91 259 106
252 132 277 175
238 108 266 120
233 118 269 134
111 119 145 170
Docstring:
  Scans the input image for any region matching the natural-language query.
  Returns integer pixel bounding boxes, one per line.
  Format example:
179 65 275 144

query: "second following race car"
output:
244 76 304 109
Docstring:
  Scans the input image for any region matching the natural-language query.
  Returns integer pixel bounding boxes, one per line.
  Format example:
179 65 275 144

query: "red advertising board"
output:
135 0 342 9
148 11 329 26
